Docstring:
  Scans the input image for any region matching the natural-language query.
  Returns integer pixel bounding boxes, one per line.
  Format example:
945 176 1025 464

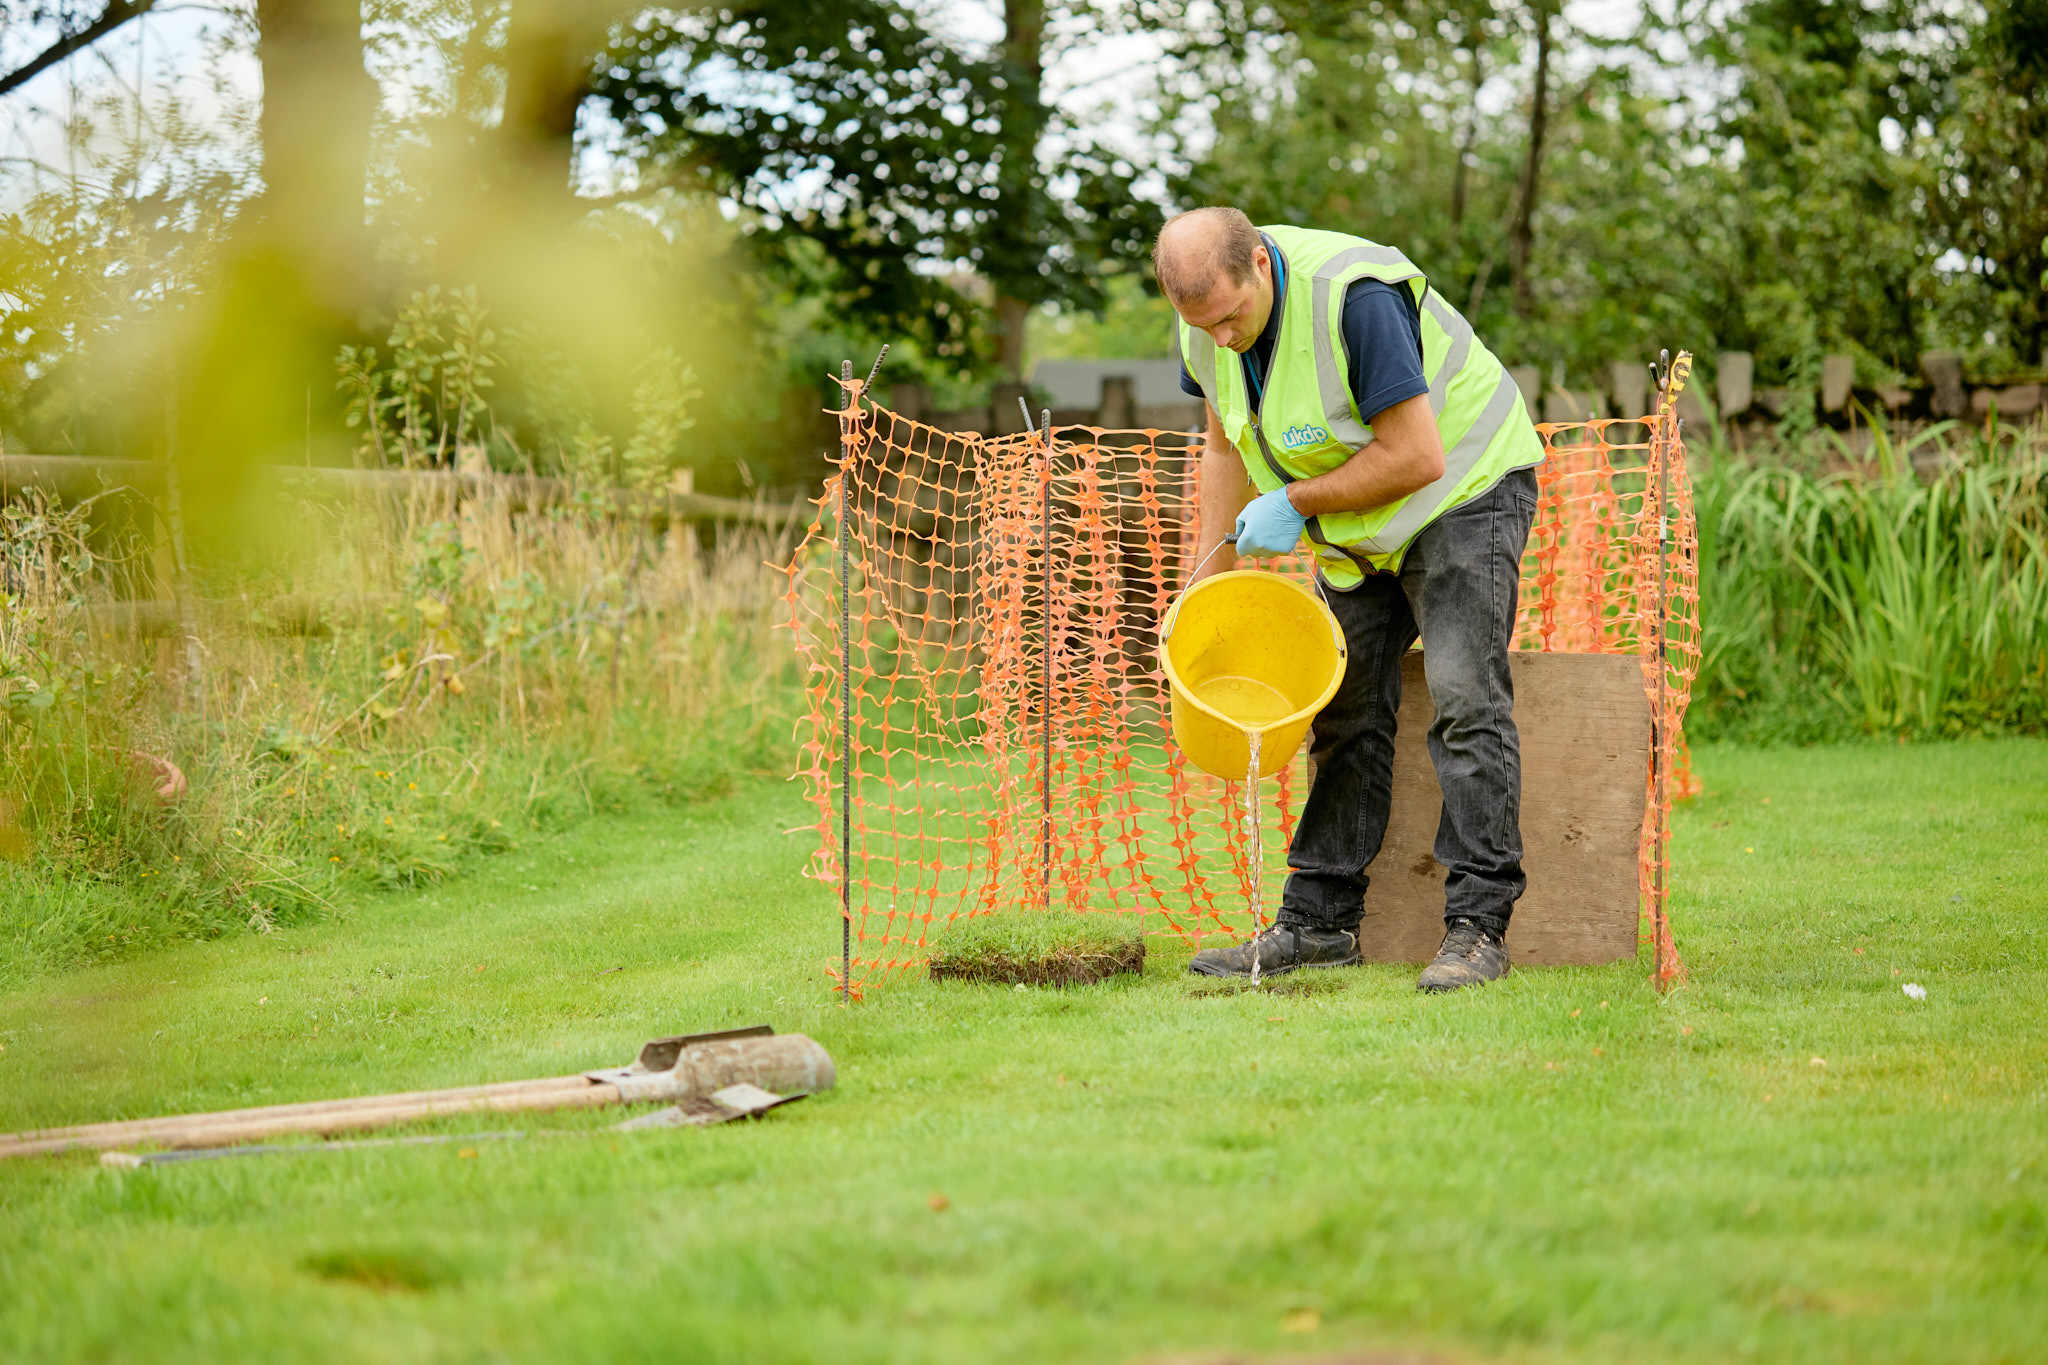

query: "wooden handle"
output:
0 1033 836 1159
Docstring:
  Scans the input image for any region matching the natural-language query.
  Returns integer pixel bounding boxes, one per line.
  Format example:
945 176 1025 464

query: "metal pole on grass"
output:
1643 352 1667 946
1647 348 1688 975
1646 358 1662 961
838 360 855 1001
1041 408 1055 916
1022 399 1055 914
1656 352 1693 983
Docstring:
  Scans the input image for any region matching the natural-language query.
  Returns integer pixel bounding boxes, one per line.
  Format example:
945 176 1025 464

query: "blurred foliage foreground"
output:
0 329 799 986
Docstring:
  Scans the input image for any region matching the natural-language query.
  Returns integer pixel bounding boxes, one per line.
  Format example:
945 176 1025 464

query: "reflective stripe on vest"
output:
1362 364 1524 553
1304 251 1501 557
1306 242 1421 450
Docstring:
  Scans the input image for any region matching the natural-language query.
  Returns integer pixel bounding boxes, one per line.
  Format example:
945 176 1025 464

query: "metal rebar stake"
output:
1655 354 1691 981
838 359 855 1000
1650 350 1673 956
1658 426 1674 949
1039 407 1054 915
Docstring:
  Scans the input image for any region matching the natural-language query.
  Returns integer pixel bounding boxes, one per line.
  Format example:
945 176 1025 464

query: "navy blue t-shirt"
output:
1177 233 1428 424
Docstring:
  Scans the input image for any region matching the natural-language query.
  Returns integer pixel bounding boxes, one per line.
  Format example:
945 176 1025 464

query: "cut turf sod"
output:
925 912 1145 986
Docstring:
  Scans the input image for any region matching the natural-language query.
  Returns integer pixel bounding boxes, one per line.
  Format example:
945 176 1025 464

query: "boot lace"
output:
1440 918 1490 959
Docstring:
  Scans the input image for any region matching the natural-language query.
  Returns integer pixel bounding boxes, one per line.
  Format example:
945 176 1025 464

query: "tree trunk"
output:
253 0 377 291
992 0 1047 381
1507 1 1554 319
1449 19 1484 228
500 0 617 204
995 295 1032 382
154 0 374 559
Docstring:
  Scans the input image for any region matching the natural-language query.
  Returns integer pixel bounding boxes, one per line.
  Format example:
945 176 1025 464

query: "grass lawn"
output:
2 739 2044 1363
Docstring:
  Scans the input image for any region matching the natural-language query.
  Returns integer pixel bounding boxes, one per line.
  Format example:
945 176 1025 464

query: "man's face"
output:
1175 246 1273 354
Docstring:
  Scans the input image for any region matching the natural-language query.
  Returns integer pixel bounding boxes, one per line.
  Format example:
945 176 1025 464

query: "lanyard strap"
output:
1241 242 1286 407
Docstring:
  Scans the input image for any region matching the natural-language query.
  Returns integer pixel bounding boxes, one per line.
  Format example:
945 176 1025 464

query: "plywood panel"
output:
1353 651 1650 966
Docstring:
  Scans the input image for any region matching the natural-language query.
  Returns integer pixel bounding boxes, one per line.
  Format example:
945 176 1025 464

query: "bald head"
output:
1155 207 1275 354
1153 207 1262 306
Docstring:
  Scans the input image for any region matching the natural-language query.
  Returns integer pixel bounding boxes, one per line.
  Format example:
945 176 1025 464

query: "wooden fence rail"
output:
0 455 810 531
896 349 2046 439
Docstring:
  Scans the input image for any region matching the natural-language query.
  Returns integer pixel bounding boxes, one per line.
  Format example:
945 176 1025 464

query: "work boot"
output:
1417 917 1510 993
1187 923 1360 978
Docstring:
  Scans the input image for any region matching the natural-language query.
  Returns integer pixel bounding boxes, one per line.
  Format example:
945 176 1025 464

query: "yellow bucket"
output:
1159 570 1348 779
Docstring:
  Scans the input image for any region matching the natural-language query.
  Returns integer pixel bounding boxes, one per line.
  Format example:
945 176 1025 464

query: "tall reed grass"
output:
1690 418 2048 743
0 479 796 985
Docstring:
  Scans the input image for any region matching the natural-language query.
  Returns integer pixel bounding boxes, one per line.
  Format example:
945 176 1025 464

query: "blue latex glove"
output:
1233 487 1307 557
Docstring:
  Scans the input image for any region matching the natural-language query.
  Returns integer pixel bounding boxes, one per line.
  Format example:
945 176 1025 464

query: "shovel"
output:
0 1026 834 1160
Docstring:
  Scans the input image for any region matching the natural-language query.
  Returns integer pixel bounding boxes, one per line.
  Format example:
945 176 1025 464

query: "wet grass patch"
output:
1184 969 1354 999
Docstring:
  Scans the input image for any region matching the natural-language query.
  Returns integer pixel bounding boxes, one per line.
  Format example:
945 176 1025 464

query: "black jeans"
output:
1277 466 1538 940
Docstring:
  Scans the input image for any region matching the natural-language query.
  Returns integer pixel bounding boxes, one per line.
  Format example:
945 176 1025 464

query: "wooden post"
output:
991 382 1032 436
1717 352 1754 419
1920 351 1965 418
1610 361 1647 420
1675 387 1708 430
1821 354 1854 413
1509 366 1541 414
159 392 203 716
1098 375 1138 429
1544 382 1602 424
1973 383 2043 419
889 381 931 424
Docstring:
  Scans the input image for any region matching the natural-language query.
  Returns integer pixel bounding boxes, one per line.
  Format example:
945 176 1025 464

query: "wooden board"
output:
1353 651 1650 965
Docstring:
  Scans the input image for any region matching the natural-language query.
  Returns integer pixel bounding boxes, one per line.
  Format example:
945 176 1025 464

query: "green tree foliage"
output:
588 1 1160 368
1690 0 1959 396
1149 0 2037 393
7 0 2044 466
1160 0 1703 378
1937 0 2048 368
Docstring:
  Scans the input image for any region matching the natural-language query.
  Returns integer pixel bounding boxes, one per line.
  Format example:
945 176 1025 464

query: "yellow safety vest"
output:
1177 224 1544 583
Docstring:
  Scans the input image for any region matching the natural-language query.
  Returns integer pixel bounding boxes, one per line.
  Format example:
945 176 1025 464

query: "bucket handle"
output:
1160 535 1235 643
1161 535 1347 657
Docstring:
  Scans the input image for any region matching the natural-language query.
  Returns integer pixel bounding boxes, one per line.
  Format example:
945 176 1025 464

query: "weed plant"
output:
1689 416 2048 743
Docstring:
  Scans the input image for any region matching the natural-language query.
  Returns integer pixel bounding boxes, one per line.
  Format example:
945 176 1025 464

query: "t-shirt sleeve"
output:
1342 278 1428 421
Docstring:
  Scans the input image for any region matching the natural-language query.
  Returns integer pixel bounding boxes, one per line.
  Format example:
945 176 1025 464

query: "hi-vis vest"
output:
1177 225 1543 585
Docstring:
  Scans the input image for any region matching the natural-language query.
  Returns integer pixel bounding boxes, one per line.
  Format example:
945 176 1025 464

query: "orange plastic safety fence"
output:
782 371 1698 995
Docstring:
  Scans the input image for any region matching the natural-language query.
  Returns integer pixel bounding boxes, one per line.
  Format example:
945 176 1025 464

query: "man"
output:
1157 207 1544 993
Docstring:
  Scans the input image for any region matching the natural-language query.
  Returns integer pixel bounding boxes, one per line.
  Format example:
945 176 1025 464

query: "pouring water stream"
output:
1245 728 1264 986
